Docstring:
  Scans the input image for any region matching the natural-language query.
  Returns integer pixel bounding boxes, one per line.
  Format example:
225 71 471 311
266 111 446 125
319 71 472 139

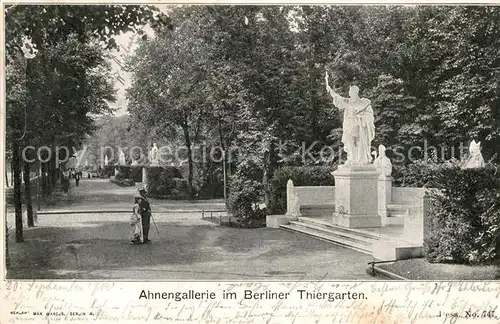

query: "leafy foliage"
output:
145 166 188 199
392 158 462 187
5 5 169 62
227 160 267 225
110 178 135 187
424 167 500 264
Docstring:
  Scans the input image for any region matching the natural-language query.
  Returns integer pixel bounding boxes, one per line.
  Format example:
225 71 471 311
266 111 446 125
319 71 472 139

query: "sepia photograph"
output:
3 4 500 282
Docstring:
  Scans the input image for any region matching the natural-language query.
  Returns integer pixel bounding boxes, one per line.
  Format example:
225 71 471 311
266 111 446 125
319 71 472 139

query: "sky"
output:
107 32 138 116
107 5 172 116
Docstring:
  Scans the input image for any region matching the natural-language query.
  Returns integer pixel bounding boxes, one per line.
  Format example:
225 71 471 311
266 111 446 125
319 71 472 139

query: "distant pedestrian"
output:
75 171 81 187
137 187 151 244
130 196 143 245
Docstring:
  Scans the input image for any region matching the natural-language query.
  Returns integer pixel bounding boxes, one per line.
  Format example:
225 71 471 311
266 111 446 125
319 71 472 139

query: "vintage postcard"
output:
2 2 500 323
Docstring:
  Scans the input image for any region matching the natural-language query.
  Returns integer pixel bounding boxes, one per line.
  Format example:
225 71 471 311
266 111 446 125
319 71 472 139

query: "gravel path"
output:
7 212 377 280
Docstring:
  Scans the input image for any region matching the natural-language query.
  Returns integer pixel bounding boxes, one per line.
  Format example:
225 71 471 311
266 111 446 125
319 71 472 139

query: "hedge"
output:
102 165 115 178
268 166 335 214
424 166 500 265
115 166 143 182
110 178 135 187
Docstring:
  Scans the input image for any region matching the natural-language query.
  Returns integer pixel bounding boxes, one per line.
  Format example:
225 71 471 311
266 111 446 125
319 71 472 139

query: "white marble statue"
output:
104 155 109 166
118 149 126 165
373 144 392 177
325 71 375 165
131 158 139 166
150 143 159 166
463 140 485 169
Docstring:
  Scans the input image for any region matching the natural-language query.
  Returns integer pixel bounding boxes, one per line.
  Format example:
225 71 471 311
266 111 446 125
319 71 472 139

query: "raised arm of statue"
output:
325 71 348 111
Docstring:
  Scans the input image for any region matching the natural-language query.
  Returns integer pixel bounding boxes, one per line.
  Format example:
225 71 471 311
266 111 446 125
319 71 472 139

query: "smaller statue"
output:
104 155 109 166
373 144 392 177
118 149 126 166
150 143 159 166
462 140 485 169
131 158 139 166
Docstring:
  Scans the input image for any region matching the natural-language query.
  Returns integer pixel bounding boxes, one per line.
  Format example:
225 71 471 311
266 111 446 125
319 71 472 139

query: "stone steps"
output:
299 204 335 217
280 217 380 255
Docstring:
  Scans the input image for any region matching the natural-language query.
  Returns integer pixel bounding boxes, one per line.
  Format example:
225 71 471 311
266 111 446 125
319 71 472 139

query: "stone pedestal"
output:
266 215 290 228
332 164 382 228
378 175 392 225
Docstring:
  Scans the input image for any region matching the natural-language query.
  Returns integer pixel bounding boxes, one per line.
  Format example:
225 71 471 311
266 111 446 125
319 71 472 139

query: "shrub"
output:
424 166 500 265
268 166 335 214
110 178 135 187
102 165 115 178
195 163 224 199
227 160 267 226
392 158 462 187
116 166 142 182
146 166 187 198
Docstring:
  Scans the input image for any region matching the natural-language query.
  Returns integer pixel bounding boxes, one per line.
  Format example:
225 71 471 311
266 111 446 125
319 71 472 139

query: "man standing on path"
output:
138 187 152 244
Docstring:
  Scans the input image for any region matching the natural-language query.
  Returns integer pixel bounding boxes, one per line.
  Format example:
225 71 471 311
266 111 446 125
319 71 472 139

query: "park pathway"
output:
5 177 379 280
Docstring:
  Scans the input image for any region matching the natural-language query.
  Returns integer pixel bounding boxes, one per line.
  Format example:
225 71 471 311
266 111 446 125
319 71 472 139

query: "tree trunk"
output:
263 142 278 207
50 141 57 186
181 123 194 199
12 141 24 242
218 121 227 205
23 161 35 227
5 167 9 188
41 162 47 196
263 150 270 207
5 219 10 269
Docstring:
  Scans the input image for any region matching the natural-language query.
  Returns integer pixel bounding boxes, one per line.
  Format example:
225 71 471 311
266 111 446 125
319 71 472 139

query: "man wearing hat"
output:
137 187 152 244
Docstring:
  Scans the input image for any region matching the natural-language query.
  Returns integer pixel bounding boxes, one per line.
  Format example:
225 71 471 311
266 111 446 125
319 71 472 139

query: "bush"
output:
268 166 335 214
146 166 187 198
130 166 143 182
392 158 461 187
110 178 135 187
227 160 267 226
424 166 500 265
195 163 224 199
102 165 115 178
116 166 142 182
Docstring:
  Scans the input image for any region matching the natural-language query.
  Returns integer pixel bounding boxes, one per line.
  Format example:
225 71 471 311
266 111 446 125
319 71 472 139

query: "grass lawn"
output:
377 258 500 280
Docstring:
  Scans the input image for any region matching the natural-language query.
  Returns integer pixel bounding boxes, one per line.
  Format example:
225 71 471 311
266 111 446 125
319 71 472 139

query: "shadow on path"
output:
7 217 376 281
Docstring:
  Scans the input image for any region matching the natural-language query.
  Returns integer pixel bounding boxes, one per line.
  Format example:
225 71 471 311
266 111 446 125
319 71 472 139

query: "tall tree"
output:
5 4 169 241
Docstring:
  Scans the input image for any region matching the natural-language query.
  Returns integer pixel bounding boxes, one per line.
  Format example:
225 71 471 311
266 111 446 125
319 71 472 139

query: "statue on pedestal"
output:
104 155 109 166
325 71 375 165
150 143 159 166
372 145 392 177
463 140 485 169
